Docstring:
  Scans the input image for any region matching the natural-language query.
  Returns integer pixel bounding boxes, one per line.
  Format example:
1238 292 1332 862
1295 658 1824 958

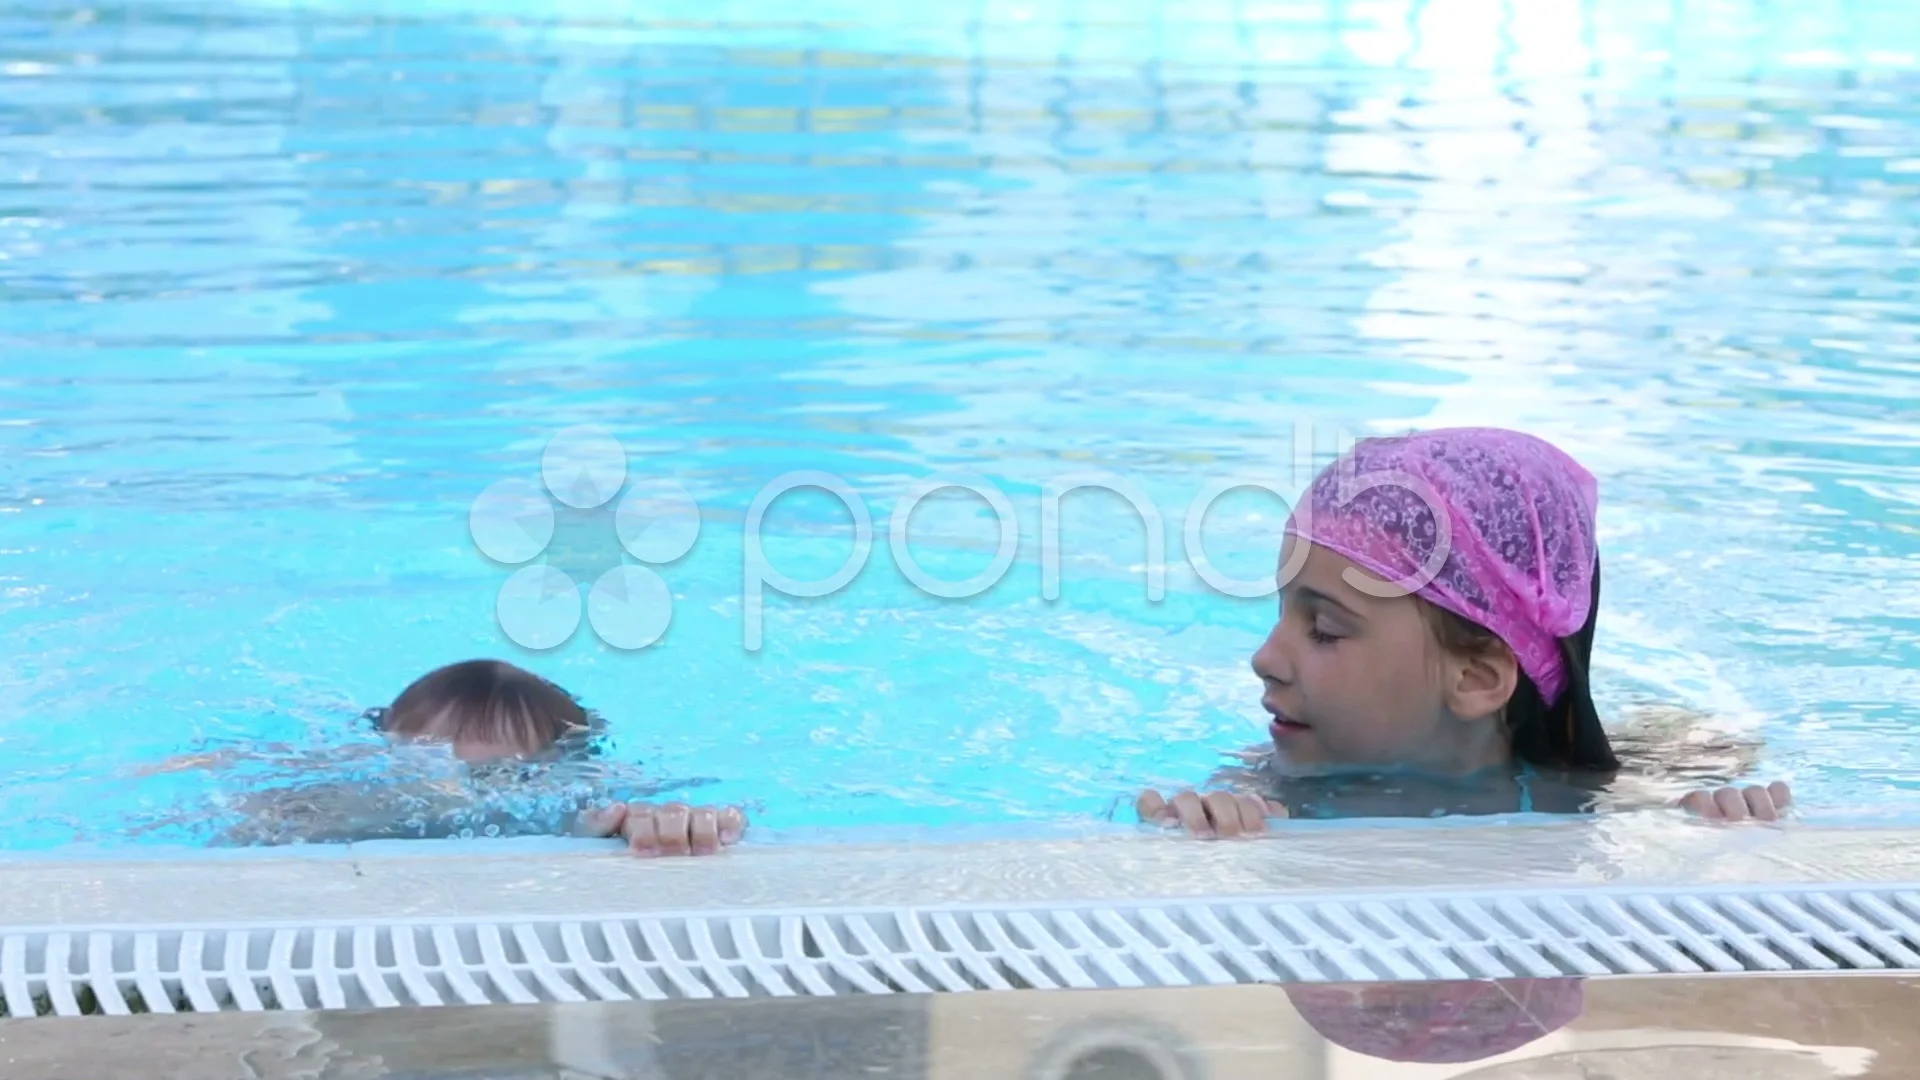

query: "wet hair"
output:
1418 558 1620 773
364 659 600 759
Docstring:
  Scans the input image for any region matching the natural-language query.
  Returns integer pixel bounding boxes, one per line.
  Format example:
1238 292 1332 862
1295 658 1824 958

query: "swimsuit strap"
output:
1515 761 1538 814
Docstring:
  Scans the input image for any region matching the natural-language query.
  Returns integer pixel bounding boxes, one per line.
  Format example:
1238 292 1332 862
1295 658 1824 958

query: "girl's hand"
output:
1679 781 1792 822
1136 788 1288 838
577 801 748 856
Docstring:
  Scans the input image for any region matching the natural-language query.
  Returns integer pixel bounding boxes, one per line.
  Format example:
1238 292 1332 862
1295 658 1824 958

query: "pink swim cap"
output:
1284 427 1600 707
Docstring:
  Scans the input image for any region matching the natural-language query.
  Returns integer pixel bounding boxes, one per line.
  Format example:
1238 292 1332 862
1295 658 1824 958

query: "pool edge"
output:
8 816 1920 928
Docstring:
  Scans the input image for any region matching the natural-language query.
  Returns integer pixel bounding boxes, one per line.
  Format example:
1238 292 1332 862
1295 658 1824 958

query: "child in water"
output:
161 659 746 856
1136 426 1793 837
368 658 748 856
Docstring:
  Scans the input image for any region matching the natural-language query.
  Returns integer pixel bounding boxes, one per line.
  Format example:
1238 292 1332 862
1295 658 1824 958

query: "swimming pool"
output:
3 0 1919 853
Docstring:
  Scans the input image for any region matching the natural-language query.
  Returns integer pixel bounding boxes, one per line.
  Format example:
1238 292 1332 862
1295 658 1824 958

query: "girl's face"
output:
1252 539 1513 777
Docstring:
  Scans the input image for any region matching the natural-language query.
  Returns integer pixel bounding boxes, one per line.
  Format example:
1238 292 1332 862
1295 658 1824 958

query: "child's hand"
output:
577 801 748 856
1679 781 1792 822
1136 788 1288 838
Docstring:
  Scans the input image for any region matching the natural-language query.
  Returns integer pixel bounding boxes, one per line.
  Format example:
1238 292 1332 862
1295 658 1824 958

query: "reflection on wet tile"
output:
1283 979 1578 1064
307 994 932 1080
928 984 1324 1080
1 974 1914 1080
0 1013 366 1080
1304 975 1898 1078
645 997 928 1080
1442 1047 1858 1079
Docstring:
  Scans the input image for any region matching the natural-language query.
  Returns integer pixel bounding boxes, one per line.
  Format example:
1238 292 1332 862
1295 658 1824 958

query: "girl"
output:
1136 427 1791 837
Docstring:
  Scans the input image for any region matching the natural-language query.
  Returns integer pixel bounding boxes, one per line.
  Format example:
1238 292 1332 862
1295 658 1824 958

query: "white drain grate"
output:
6 882 1920 1018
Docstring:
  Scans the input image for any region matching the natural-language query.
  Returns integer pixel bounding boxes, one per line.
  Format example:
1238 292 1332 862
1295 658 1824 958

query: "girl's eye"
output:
1308 625 1342 645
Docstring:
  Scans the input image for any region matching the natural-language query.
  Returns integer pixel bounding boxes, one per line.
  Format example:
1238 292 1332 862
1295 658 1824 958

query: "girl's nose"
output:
1251 624 1292 685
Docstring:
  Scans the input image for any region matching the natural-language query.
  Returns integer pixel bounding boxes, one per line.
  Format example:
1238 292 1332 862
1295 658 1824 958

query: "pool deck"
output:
4 812 1920 927
2 968 1914 1078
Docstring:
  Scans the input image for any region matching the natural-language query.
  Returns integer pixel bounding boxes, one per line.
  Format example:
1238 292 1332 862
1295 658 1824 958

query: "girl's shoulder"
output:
1529 704 1768 813
1603 703 1765 793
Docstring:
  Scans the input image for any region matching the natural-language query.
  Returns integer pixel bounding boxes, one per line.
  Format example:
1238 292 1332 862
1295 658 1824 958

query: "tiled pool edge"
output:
6 816 1920 928
0 810 1607 866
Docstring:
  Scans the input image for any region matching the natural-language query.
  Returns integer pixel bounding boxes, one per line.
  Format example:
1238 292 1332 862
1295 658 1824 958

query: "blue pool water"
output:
4 0 1920 852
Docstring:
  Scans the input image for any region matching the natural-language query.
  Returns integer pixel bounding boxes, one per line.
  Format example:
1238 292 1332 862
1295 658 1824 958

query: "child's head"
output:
1255 427 1616 777
369 659 596 764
